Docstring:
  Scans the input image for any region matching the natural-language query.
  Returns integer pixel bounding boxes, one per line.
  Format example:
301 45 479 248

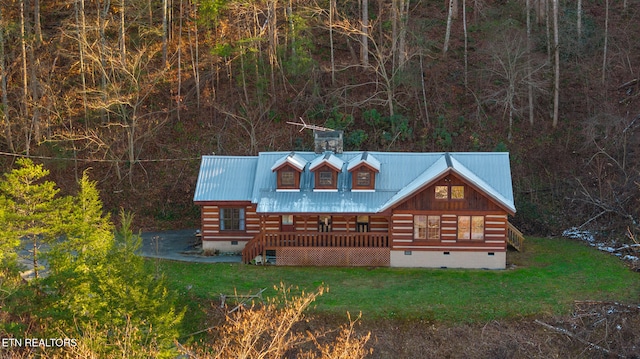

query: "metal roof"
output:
309 152 345 172
194 151 516 214
193 156 258 202
347 151 381 172
270 152 307 172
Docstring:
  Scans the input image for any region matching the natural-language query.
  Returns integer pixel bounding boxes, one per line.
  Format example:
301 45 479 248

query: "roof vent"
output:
314 130 343 154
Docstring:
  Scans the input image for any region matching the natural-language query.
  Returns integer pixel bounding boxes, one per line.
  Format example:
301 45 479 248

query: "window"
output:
427 216 441 240
416 215 440 240
435 186 448 199
457 216 470 240
356 171 371 186
319 171 333 186
414 215 427 239
471 216 485 240
356 215 369 232
318 215 332 232
457 215 484 240
451 185 465 199
435 184 465 199
221 208 245 231
282 214 294 226
280 170 295 187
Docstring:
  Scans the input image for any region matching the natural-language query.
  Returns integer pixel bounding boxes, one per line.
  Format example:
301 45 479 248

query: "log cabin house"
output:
194 134 523 269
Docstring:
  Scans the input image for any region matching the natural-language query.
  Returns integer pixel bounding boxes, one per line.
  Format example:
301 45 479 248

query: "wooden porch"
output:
242 232 390 264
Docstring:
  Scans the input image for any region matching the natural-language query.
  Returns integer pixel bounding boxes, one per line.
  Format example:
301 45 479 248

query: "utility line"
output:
0 151 200 163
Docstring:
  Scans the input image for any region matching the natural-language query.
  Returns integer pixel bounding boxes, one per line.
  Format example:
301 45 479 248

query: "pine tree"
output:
0 158 65 279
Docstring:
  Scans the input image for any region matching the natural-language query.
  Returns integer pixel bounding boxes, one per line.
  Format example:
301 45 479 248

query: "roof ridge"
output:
444 152 452 168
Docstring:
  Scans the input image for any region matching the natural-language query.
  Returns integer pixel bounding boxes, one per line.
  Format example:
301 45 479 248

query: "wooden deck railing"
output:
242 232 390 264
507 222 525 252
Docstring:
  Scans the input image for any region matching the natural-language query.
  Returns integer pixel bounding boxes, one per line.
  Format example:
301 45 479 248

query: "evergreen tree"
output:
0 158 65 278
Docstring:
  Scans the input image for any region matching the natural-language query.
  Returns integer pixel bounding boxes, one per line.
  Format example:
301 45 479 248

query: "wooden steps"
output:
507 222 525 251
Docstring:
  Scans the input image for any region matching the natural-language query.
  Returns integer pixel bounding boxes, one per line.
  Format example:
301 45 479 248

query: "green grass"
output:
157 237 640 325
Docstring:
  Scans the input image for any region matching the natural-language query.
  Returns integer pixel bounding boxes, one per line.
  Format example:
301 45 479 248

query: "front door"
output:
281 215 295 232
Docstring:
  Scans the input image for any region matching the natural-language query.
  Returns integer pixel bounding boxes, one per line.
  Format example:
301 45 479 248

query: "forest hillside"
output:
0 0 638 239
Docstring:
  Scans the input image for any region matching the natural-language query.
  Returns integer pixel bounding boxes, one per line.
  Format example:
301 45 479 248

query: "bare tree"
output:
552 0 559 128
526 0 534 124
75 0 89 122
482 31 548 140
20 0 30 152
188 0 201 109
361 0 369 66
576 0 582 38
0 5 14 152
120 0 126 65
602 0 609 86
443 0 455 55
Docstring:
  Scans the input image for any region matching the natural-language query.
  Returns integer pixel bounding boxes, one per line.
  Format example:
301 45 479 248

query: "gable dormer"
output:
347 152 380 191
271 152 306 191
309 152 344 191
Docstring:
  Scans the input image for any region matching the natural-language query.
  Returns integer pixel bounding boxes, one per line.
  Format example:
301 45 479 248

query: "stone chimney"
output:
314 130 343 154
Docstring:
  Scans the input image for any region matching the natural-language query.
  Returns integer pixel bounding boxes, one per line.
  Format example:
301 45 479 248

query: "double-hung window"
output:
457 215 484 240
414 215 440 240
220 208 245 231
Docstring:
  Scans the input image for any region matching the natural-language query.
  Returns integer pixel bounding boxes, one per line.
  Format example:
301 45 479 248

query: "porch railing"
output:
242 232 389 264
507 222 525 252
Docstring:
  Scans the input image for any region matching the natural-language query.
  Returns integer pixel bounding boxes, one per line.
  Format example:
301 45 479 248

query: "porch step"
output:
507 222 525 252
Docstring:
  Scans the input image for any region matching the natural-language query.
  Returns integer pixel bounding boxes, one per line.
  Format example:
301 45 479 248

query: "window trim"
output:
349 163 377 190
457 215 484 241
434 184 465 200
276 164 301 190
220 207 246 232
314 164 339 190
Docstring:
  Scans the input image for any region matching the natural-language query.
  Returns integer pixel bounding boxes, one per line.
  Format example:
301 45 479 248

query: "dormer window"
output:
279 169 296 187
310 152 344 191
355 170 371 187
318 170 334 186
348 152 380 191
271 152 307 191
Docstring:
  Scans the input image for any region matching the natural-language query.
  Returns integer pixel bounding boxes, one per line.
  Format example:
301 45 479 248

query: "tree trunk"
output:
76 0 88 122
163 0 168 67
397 0 409 68
463 0 468 87
178 0 183 121
20 0 30 153
120 0 126 65
602 0 608 86
329 0 336 85
552 0 559 128
361 0 369 66
0 6 15 152
34 0 42 43
191 0 200 109
98 0 110 123
526 0 534 124
577 0 582 38
268 0 278 94
443 0 455 55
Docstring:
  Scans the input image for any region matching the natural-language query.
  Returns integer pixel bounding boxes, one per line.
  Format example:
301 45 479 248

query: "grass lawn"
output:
156 237 640 326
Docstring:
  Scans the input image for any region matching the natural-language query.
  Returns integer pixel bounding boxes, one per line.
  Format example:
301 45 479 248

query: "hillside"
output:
0 0 638 239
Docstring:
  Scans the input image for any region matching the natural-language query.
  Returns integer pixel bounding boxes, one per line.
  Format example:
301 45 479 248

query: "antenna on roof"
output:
286 118 334 132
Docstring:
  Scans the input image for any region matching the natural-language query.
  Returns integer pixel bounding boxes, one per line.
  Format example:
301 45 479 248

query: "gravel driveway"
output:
139 229 241 263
